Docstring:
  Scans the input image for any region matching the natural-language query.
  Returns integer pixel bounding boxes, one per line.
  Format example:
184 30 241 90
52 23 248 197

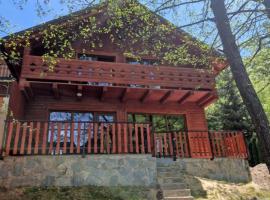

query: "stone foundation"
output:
0 155 251 188
0 155 157 188
157 158 251 183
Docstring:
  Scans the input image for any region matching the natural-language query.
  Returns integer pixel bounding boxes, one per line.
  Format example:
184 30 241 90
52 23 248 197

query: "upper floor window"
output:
126 58 159 66
78 53 115 62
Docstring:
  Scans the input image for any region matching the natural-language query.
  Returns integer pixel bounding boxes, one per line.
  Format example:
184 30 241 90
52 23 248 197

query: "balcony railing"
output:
3 120 248 159
0 63 12 80
21 55 215 90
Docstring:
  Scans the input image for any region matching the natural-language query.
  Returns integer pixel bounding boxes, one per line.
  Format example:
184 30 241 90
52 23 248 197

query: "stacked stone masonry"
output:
0 155 251 188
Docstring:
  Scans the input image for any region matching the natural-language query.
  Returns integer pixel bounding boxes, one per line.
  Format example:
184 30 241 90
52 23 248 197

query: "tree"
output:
210 0 270 171
207 69 262 166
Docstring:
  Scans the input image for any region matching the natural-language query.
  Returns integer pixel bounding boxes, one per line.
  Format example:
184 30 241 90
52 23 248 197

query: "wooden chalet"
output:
0 2 248 160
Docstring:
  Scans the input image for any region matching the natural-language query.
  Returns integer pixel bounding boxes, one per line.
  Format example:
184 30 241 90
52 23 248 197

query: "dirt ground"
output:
193 164 270 200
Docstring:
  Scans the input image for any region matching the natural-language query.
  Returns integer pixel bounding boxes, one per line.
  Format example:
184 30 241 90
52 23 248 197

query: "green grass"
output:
0 186 150 200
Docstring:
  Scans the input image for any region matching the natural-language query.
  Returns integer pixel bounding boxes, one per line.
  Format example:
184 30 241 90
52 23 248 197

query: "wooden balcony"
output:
19 55 218 106
3 120 248 159
22 55 215 91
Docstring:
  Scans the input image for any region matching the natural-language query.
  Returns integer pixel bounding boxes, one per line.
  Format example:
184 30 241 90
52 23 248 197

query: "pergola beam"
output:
160 90 174 104
140 90 153 103
197 92 212 106
178 91 192 105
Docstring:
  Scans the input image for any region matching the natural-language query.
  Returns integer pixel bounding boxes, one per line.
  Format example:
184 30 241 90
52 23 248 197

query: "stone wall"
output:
157 158 251 183
0 155 251 188
0 155 157 188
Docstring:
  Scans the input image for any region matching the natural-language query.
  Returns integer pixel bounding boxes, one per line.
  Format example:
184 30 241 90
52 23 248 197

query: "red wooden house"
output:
0 2 248 160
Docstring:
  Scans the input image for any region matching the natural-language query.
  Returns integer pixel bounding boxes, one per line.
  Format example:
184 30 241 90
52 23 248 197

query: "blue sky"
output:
0 1 70 37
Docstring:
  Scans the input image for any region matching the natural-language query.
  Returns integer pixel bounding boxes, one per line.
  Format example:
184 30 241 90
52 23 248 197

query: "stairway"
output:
157 165 194 200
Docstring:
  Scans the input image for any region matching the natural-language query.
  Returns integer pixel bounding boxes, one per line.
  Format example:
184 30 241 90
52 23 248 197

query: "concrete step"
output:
161 182 187 190
158 177 185 184
163 189 191 197
164 196 194 200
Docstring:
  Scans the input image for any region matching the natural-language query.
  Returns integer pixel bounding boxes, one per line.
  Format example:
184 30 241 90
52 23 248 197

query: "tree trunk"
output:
210 0 270 171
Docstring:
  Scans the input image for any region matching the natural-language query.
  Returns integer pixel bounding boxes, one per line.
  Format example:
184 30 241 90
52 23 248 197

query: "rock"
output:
250 163 270 190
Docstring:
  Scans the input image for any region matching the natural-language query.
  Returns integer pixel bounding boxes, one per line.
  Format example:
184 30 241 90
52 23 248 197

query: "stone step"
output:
161 182 187 190
158 177 185 184
163 189 191 197
164 196 194 200
157 172 184 178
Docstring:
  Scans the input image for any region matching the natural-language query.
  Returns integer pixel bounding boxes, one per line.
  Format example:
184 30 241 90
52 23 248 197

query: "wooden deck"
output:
3 120 248 159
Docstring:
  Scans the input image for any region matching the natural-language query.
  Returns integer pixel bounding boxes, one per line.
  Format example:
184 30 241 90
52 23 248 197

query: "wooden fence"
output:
3 121 248 159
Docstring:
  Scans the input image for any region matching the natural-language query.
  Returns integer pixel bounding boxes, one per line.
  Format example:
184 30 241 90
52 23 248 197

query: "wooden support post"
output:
19 79 30 101
120 88 130 102
100 87 107 101
77 85 83 101
52 83 60 99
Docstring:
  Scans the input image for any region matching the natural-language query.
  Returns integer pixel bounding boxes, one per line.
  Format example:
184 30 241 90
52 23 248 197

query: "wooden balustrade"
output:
21 55 215 90
209 131 248 159
0 63 11 79
153 131 248 159
3 121 248 159
4 121 151 156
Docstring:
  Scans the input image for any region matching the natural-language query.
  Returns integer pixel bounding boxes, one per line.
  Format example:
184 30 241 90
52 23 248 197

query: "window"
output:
48 111 115 154
128 113 186 132
126 58 159 65
78 53 115 62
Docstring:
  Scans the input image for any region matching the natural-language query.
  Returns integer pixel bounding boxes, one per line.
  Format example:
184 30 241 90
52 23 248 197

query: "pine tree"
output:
207 69 262 165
